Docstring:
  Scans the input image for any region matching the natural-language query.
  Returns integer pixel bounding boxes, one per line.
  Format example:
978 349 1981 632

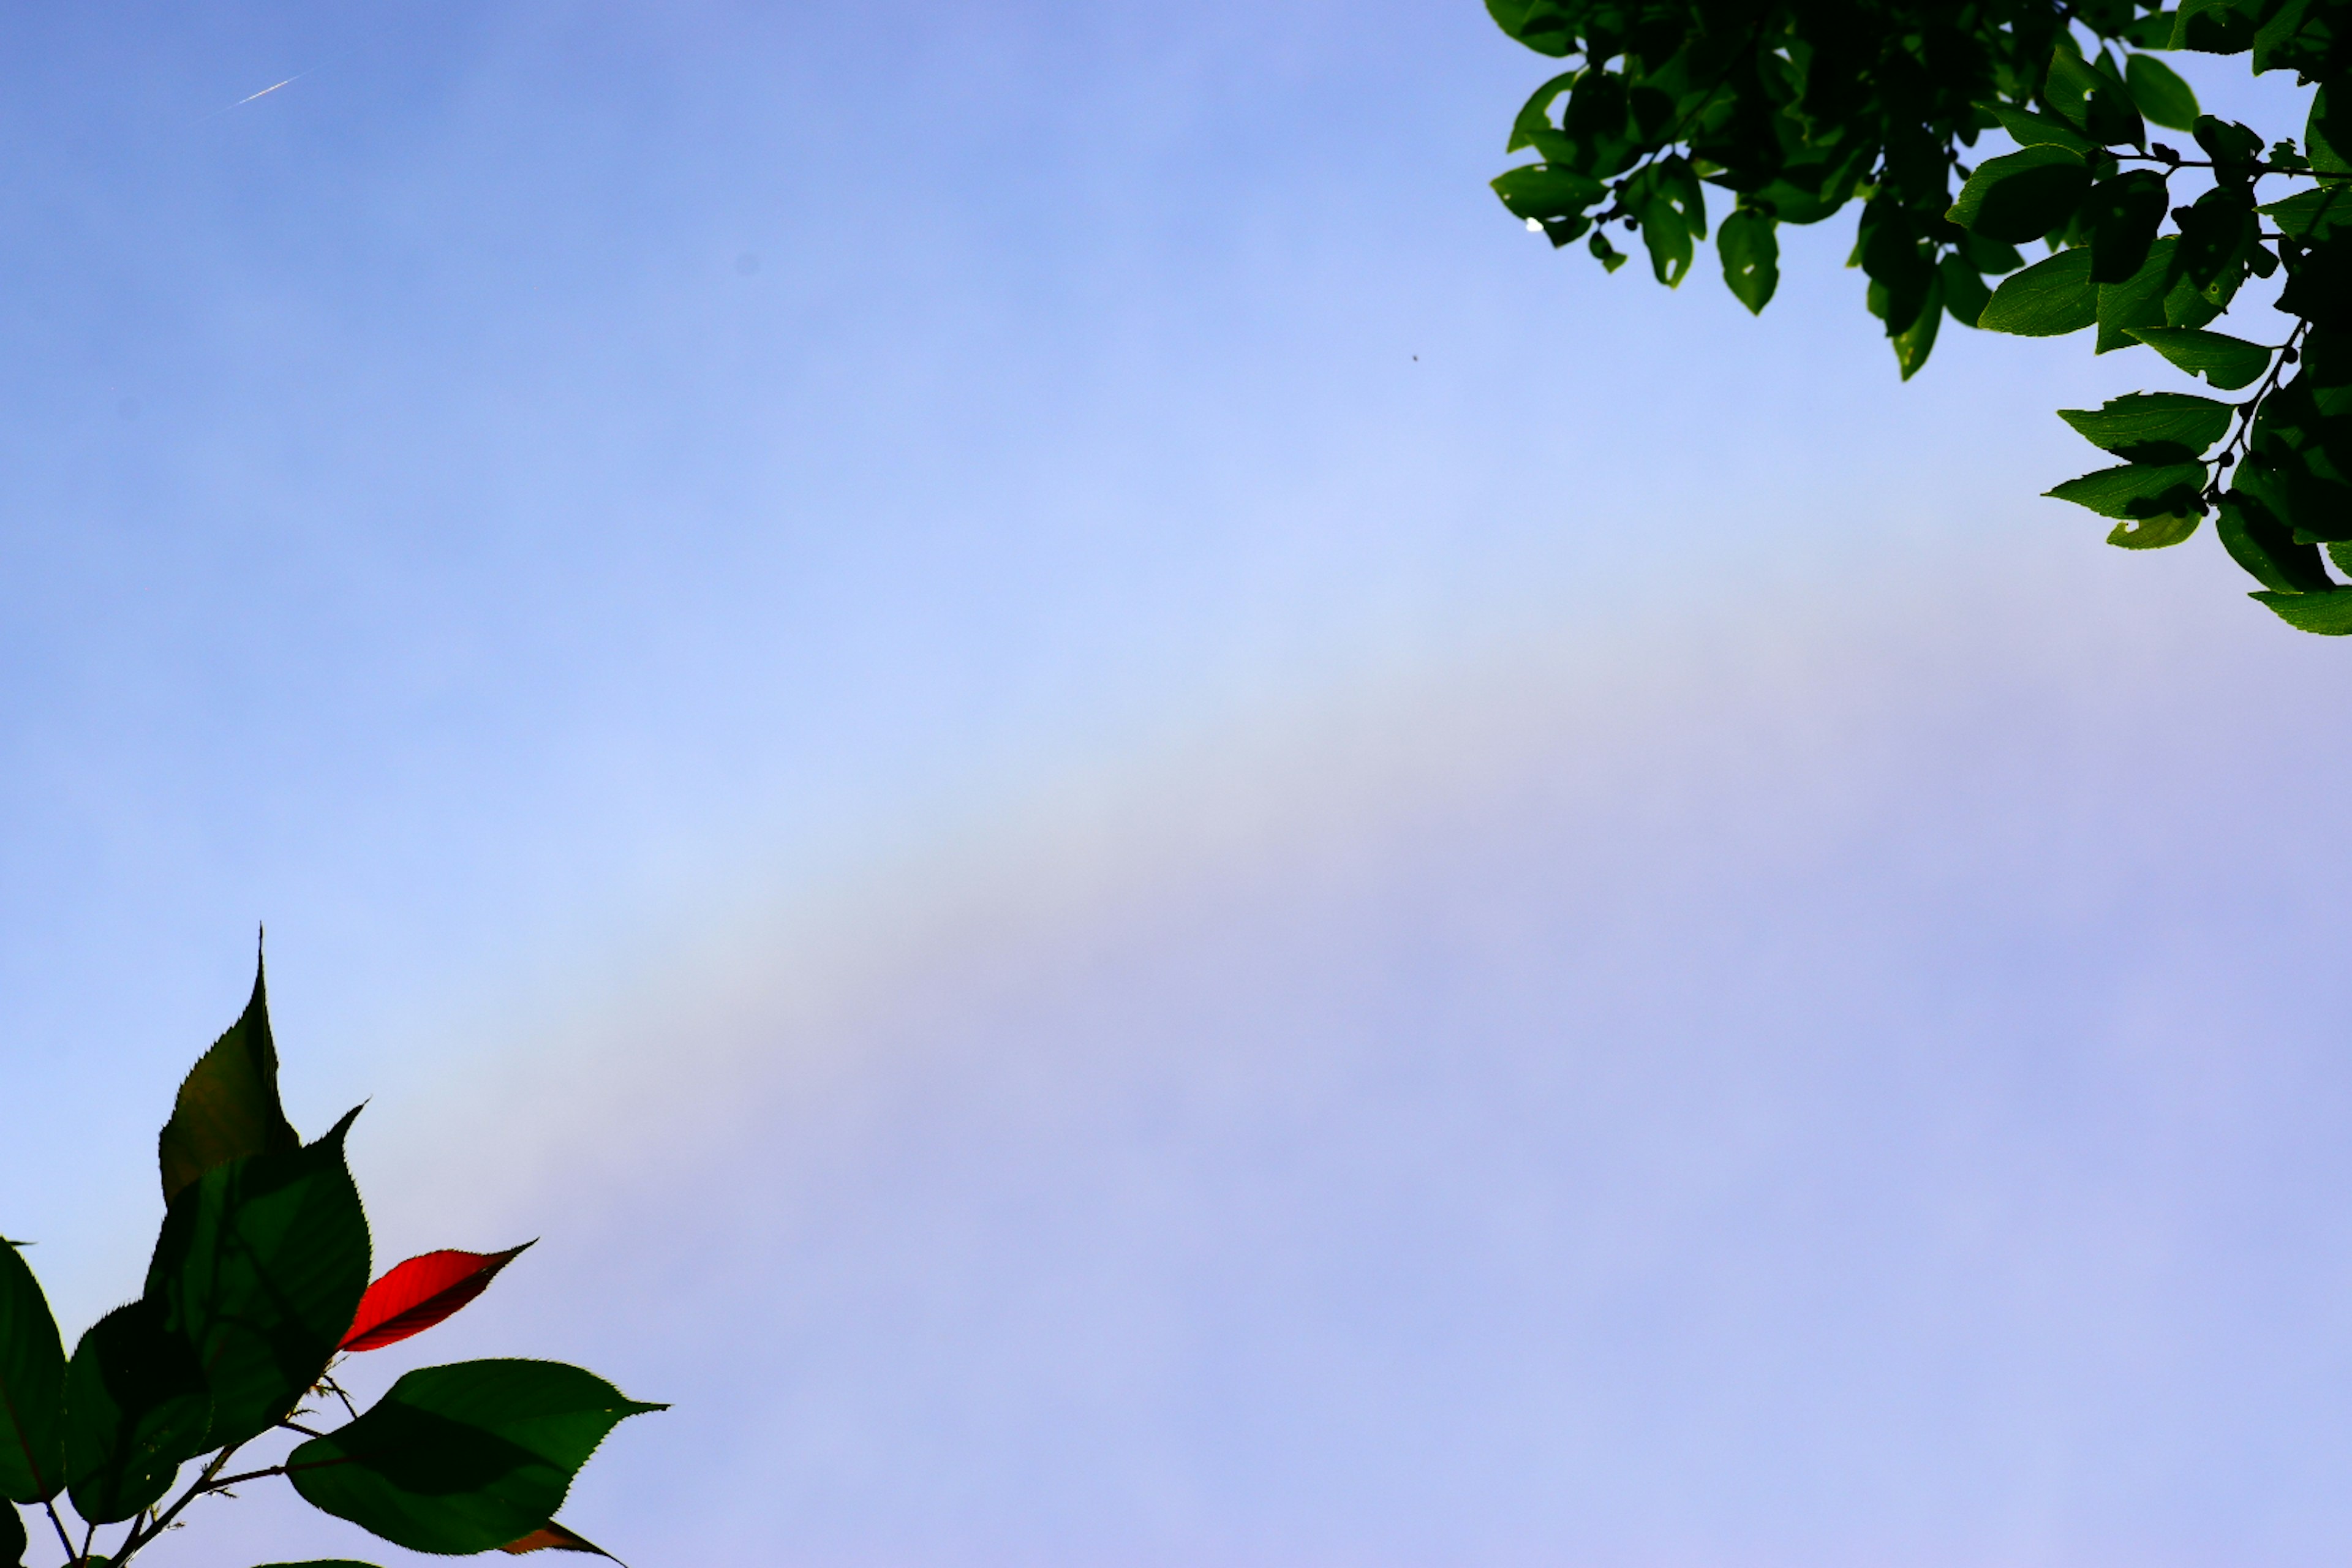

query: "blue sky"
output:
2 4 2349 1565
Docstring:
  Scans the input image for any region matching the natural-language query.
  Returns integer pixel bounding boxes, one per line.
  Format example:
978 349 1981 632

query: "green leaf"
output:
2252 587 2352 631
1940 253 1992 327
1947 145 2091 243
2125 326 2273 388
1717 209 1778 313
2312 88 2351 176
2097 235 2180 352
2125 54 2201 130
2086 170 2170 283
1491 164 1604 222
1638 195 1695 285
1588 229 1626 273
0 1501 21 1568
64 1300 209 1525
0 1243 64 1504
1485 0 1574 56
2218 488 2336 591
2045 461 2207 521
146 1109 371 1452
2328 540 2352 576
1980 247 2098 337
1506 72 1575 157
160 957 300 1207
2057 392 2235 461
2261 187 2352 239
1893 271 1943 379
2108 511 2203 548
1985 103 2094 154
288 1360 665 1556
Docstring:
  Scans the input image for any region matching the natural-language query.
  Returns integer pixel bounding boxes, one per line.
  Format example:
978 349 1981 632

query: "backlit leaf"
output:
0 1242 64 1503
2252 587 2352 631
1947 146 2090 243
1491 164 1604 222
2045 461 2207 520
2057 392 2234 461
288 1360 664 1556
1985 103 2094 153
2125 326 2272 388
2124 54 2201 131
2261 187 2352 239
146 1109 371 1450
1893 272 1943 379
64 1299 209 1525
500 1521 612 1557
2086 170 2169 283
2218 488 2336 592
1940 254 1992 327
1717 209 1777 314
1980 247 2098 337
344 1245 533 1353
159 957 300 1207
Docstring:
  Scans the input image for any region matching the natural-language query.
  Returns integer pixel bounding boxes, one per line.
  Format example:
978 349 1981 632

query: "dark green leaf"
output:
1947 146 2090 243
0 1501 21 1568
2087 170 2170 282
2218 488 2337 590
2126 326 2273 388
1985 104 2094 154
64 1300 209 1525
1588 230 1626 273
2045 461 2208 520
1958 232 2026 274
2193 114 2266 172
0 1243 64 1503
160 957 300 1207
2252 587 2352 630
288 1360 664 1556
1980 246 2099 337
146 1109 371 1452
2280 228 2352 328
2173 0 2266 53
1940 254 1992 327
1491 164 1604 222
2057 392 2235 461
1717 209 1778 313
2097 235 2182 352
2312 88 2351 175
2125 54 2202 130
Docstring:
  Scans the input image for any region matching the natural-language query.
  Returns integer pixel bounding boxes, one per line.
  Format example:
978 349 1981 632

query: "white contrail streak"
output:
192 72 307 125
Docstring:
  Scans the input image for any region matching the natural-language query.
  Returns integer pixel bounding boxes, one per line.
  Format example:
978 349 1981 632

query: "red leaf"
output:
340 1242 533 1351
500 1521 612 1557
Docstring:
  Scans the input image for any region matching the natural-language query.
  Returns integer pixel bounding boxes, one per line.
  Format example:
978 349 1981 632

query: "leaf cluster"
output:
1490 0 2352 631
0 957 659 1568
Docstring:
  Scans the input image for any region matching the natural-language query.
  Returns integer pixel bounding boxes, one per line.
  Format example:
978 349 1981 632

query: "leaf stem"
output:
110 1444 242 1568
39 1498 76 1564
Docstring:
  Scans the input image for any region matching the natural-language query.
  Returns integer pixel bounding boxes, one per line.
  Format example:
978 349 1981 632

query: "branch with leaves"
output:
0 956 660 1568
1489 0 2352 633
